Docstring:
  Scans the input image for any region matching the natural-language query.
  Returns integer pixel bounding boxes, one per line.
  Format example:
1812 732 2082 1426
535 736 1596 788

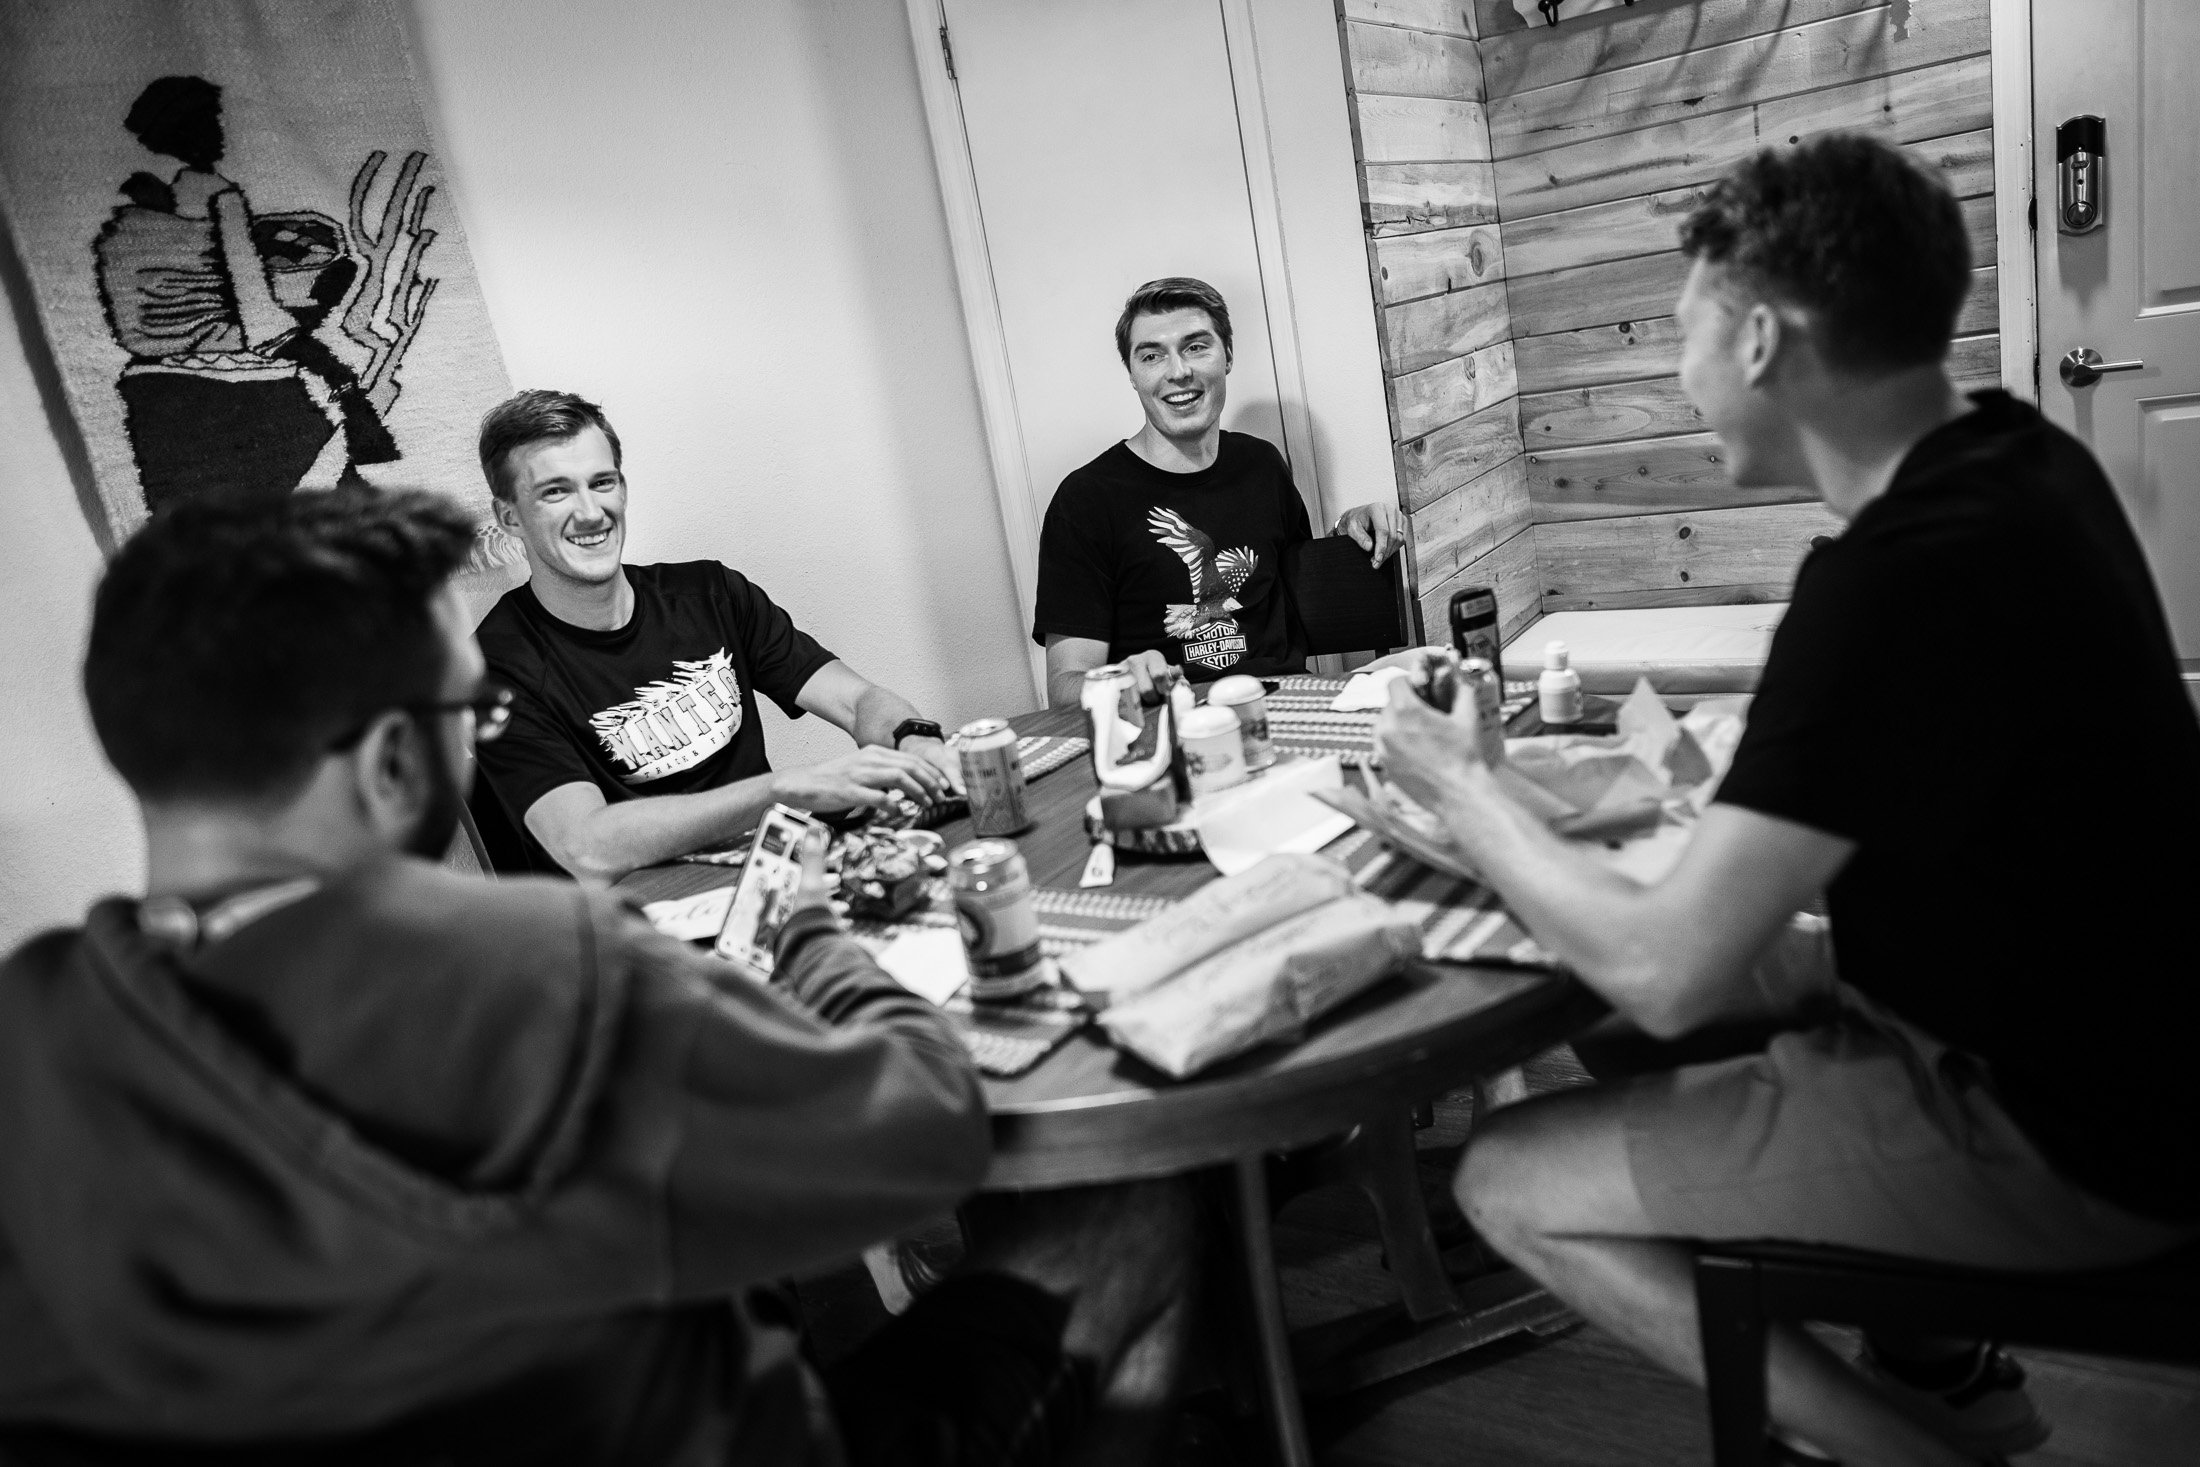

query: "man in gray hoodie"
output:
0 488 1191 1464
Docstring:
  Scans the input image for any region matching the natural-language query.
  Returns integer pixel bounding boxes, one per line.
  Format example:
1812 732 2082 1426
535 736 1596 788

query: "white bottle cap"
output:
1544 640 1571 671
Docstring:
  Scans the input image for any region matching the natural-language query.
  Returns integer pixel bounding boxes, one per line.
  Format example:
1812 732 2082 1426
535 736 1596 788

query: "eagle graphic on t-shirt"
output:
1147 507 1257 669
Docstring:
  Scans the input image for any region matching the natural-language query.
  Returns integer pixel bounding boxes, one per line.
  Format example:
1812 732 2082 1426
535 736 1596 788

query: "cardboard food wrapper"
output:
1057 852 1358 1003
1099 892 1424 1078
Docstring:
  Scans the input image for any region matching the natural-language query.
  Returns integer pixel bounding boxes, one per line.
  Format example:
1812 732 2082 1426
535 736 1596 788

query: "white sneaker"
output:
1857 1344 2050 1459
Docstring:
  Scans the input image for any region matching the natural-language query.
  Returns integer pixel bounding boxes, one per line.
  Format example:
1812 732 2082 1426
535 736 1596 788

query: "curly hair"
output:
1679 133 1972 373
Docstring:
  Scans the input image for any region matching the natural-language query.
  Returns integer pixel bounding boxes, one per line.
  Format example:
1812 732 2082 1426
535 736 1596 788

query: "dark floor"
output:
798 1054 2200 1465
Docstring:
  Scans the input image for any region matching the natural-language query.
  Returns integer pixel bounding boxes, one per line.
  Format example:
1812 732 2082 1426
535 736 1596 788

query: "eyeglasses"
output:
328 682 514 750
420 683 515 744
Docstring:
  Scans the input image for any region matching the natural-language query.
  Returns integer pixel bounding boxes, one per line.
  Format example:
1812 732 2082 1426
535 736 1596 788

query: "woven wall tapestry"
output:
0 0 521 571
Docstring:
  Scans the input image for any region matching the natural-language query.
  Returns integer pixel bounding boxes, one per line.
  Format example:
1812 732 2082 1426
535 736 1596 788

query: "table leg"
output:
1233 1153 1315 1467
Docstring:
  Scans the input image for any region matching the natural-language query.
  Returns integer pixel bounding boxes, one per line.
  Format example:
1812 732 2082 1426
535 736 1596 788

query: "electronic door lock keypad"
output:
2057 115 2106 235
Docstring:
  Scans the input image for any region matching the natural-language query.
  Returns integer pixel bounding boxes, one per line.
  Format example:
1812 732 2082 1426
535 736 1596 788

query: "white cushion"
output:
1504 604 1788 695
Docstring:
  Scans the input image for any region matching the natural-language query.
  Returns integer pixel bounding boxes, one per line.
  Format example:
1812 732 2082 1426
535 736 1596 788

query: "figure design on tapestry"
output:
92 74 441 513
1147 507 1255 670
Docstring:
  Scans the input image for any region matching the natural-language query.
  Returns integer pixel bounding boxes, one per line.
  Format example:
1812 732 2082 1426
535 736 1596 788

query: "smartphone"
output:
713 804 830 979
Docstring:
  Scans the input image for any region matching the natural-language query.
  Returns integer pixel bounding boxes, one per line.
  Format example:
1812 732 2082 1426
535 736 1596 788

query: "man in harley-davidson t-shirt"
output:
1032 277 1405 707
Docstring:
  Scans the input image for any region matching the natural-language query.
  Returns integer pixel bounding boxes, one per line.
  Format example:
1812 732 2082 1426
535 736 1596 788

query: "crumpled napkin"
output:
1099 891 1423 1078
1330 664 1416 711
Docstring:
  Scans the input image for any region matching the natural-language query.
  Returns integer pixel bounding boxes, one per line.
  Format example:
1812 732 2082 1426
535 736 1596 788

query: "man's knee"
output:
1454 1101 1545 1246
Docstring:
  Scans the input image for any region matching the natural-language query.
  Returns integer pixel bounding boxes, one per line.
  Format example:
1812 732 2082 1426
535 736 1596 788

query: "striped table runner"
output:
1263 675 1537 768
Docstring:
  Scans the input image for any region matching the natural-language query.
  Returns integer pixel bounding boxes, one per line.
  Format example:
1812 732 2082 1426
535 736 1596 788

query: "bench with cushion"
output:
1504 603 1787 705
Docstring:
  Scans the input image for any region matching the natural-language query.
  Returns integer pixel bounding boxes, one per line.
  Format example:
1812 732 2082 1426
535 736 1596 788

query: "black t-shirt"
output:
1716 391 2200 1221
475 562 837 871
1032 431 1312 680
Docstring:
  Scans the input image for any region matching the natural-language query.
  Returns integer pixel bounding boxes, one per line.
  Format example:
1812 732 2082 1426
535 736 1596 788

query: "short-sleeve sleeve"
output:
720 568 836 717
1713 548 1902 840
476 678 600 825
1031 480 1117 646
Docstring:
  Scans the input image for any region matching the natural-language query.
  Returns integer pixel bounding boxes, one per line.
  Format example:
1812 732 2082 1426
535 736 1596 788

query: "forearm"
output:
849 683 923 748
554 773 782 883
1434 768 1718 1036
1048 668 1089 709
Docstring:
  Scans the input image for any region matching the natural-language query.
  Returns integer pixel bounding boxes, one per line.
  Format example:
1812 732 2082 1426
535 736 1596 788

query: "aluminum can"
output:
1460 656 1507 765
1447 586 1504 689
1082 663 1142 728
948 838 1047 1000
1205 674 1274 770
956 717 1030 836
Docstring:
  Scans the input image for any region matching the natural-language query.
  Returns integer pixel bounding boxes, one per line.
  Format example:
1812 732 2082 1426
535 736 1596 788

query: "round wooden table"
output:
621 703 1605 1465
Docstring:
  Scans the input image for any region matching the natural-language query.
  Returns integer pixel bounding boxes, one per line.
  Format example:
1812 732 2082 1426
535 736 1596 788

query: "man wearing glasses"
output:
0 488 1193 1464
472 388 961 881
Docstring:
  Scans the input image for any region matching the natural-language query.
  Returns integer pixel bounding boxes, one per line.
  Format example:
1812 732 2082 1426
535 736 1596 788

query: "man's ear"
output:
348 710 427 837
491 494 520 532
1739 302 1785 388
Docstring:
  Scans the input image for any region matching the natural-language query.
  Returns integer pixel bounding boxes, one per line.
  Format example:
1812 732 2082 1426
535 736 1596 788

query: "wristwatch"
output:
891 717 946 748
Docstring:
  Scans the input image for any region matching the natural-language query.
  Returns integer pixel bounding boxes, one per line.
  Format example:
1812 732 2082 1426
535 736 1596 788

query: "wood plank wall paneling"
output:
1495 53 1993 222
1395 396 1521 514
1372 223 1505 305
1508 188 1997 340
1477 0 1999 609
1504 128 1995 280
1514 267 2001 396
1420 525 1541 646
1479 0 1882 99
1363 161 1499 235
1339 0 1479 40
1339 1 1540 618
1345 20 1484 101
1486 0 1989 159
1535 502 1848 608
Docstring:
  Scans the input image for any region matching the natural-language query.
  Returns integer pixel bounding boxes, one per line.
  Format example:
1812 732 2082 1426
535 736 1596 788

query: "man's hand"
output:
771 747 951 813
1117 648 1176 700
1372 674 1487 814
786 827 839 917
899 735 967 796
1333 501 1405 566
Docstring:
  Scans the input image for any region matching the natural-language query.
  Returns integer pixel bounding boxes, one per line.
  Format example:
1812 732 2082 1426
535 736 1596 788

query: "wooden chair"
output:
1284 534 1422 657
1693 1237 2200 1465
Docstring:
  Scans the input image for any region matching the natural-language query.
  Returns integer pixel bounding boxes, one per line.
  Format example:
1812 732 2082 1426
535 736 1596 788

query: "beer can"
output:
1447 587 1504 689
1082 664 1142 728
948 838 1047 1001
956 718 1030 836
1460 657 1507 765
1205 674 1274 770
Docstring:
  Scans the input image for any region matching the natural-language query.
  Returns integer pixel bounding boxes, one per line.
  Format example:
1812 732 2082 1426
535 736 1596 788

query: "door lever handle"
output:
2059 347 2145 388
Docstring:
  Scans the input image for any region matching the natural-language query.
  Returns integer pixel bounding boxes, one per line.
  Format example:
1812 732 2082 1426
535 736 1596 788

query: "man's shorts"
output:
823 1272 1094 1467
1625 918 2196 1270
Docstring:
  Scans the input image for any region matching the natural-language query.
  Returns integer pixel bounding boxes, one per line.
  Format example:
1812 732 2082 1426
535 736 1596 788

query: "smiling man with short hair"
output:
1033 277 1405 706
473 389 959 881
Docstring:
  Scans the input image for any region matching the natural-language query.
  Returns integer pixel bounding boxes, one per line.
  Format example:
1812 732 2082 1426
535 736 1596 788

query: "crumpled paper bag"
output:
1058 852 1358 1003
1099 891 1424 1078
1505 679 1745 828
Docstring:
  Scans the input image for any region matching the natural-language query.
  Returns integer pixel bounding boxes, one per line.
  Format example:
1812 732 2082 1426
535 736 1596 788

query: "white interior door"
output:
2033 0 2200 669
942 0 1295 525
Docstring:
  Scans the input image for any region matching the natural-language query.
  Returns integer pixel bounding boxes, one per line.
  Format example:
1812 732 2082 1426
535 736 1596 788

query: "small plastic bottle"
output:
1538 640 1583 726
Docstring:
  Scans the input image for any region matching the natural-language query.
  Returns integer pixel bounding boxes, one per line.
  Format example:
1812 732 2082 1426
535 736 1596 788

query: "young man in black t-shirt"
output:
1376 138 2200 1464
473 390 961 880
1032 277 1405 706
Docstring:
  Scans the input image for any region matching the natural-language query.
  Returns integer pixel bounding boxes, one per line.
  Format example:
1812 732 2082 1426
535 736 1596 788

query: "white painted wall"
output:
0 0 1030 951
